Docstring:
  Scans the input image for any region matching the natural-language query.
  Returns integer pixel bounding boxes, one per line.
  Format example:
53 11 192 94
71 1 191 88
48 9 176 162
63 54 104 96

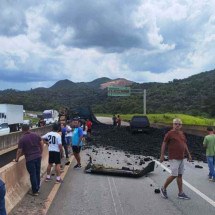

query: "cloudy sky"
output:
0 0 215 90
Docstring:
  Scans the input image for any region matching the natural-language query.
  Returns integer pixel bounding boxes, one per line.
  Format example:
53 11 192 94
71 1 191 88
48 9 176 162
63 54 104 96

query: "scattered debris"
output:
154 189 160 194
195 165 203 169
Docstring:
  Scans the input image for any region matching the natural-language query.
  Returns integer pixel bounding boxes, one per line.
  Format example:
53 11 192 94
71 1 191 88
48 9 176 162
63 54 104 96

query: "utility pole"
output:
143 89 146 115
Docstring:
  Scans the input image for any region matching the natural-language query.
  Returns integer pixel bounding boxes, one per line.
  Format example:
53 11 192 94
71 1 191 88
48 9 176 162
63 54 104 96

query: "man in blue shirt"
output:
0 178 6 215
72 118 83 169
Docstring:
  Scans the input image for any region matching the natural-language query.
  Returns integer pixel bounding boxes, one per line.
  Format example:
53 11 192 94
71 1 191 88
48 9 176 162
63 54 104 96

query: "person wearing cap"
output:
14 124 43 196
160 118 192 200
71 118 83 169
203 126 215 181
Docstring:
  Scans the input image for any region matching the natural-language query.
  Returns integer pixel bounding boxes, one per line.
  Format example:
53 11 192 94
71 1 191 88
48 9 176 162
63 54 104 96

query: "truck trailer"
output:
0 104 23 132
42 109 59 124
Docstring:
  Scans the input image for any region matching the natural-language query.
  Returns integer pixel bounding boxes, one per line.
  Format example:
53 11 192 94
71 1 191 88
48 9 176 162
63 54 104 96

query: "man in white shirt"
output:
42 123 63 183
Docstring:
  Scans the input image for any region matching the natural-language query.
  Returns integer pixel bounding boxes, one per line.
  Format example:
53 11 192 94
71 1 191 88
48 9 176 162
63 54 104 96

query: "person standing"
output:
61 123 69 160
86 119 92 137
65 122 72 153
72 118 83 169
203 126 215 181
14 124 43 196
42 123 63 183
160 118 192 200
116 115 121 127
112 115 117 126
0 178 6 215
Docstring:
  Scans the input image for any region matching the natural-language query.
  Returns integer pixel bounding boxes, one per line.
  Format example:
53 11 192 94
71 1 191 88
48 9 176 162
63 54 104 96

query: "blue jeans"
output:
26 157 41 193
0 180 6 215
207 156 215 179
66 136 72 145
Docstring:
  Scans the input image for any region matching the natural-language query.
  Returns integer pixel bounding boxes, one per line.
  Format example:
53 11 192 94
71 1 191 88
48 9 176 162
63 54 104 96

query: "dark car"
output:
129 116 150 134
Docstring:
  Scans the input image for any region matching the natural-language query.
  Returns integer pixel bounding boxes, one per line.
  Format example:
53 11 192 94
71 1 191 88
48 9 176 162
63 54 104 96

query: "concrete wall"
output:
0 145 49 214
0 126 52 214
150 123 212 137
0 125 52 152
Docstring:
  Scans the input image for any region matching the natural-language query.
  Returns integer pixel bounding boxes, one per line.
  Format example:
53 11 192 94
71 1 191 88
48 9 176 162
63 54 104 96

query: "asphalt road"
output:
47 117 215 215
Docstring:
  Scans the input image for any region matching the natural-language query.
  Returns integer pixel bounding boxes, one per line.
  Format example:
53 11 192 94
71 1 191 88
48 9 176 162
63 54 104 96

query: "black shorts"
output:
49 151 61 164
72 146 82 154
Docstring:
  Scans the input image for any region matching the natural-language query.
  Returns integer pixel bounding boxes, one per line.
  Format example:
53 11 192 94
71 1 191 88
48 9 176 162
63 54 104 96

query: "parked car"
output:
0 123 10 136
129 116 150 134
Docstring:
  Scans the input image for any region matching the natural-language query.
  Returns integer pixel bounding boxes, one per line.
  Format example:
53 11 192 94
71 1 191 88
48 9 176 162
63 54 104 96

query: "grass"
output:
96 113 215 126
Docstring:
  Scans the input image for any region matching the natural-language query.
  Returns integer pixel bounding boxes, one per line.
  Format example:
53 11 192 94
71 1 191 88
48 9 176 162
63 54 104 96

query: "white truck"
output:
42 109 59 125
0 104 23 132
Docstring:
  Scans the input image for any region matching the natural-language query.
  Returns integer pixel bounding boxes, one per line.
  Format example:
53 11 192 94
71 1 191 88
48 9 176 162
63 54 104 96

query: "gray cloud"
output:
40 0 150 52
0 0 214 90
0 0 39 36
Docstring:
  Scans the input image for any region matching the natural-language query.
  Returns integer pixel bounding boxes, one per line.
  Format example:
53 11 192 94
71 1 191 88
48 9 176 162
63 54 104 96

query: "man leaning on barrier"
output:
14 124 43 196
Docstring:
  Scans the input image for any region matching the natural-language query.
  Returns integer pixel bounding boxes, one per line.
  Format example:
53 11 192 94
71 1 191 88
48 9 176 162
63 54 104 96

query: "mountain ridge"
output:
0 69 214 116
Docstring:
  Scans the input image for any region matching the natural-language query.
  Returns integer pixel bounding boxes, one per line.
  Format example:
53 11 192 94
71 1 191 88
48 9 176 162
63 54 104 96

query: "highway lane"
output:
47 149 182 215
0 149 17 168
47 145 215 215
47 117 215 215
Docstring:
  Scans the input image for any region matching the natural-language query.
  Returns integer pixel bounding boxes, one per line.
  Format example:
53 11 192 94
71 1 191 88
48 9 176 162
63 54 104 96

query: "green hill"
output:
0 70 215 117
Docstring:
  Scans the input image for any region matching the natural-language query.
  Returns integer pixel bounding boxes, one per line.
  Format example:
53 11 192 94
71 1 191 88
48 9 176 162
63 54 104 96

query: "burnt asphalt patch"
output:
91 124 206 162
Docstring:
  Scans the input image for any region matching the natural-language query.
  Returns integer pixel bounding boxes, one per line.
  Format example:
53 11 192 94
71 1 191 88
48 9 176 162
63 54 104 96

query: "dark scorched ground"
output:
91 124 206 162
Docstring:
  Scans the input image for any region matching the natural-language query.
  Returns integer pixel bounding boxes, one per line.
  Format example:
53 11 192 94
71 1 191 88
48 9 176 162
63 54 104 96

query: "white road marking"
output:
155 160 215 208
112 178 124 215
108 177 118 215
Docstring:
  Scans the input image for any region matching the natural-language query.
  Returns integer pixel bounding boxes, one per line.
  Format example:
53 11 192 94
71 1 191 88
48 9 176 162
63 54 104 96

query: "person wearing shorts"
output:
160 118 192 200
72 118 83 169
42 123 63 183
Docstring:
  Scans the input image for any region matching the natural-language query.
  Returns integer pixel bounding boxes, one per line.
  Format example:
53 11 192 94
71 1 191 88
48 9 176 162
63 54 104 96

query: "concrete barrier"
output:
0 144 49 214
150 123 213 137
0 125 52 152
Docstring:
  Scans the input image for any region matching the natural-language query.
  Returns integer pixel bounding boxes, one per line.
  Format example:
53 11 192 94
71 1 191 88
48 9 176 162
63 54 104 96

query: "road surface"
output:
47 117 215 215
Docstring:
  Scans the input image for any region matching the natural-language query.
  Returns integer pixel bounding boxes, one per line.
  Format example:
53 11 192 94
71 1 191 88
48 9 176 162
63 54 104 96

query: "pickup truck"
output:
129 116 150 134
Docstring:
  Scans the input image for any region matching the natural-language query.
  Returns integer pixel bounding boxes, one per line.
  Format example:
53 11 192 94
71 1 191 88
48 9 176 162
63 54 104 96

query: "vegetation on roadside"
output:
0 69 215 117
96 113 215 126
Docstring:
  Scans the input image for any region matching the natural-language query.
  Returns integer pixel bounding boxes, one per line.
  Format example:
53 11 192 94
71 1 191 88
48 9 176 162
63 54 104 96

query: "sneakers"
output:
209 177 215 182
178 193 190 200
74 164 81 169
45 177 52 182
55 178 63 184
160 187 168 199
28 191 39 196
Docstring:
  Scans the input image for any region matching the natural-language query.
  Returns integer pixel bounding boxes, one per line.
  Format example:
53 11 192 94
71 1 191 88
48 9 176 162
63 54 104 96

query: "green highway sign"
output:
108 86 131 96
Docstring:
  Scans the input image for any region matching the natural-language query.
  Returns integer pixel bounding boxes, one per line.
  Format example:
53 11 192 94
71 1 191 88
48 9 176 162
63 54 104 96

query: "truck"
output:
0 104 23 132
42 109 59 125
